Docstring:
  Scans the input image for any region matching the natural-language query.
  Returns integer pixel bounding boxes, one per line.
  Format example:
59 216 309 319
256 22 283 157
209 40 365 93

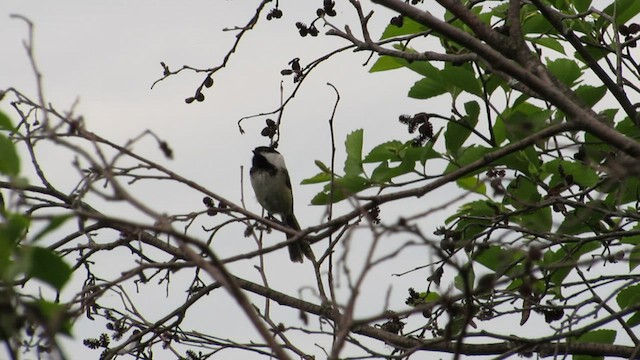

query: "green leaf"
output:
602 0 640 26
445 145 493 175
447 144 542 178
616 283 640 327
616 284 640 326
604 176 640 206
364 138 440 165
454 267 475 292
417 129 443 165
440 64 482 96
0 134 20 176
502 176 552 232
543 240 601 287
24 246 72 290
420 144 442 166
575 40 609 63
543 159 600 188
456 176 486 195
344 130 364 177
492 117 507 146
310 191 330 205
422 292 440 302
370 51 439 75
573 0 592 12
0 213 30 278
574 329 616 360
465 100 480 121
501 103 551 142
529 37 566 54
26 300 73 336
568 17 595 35
301 160 333 184
521 12 555 34
481 74 506 96
369 55 405 73
370 157 415 184
582 132 611 164
380 17 427 40
620 231 640 246
630 244 640 271
301 172 331 185
31 214 74 242
445 101 480 154
551 0 570 11
447 200 501 242
391 48 444 77
575 85 607 107
310 175 369 205
409 76 448 99
616 117 640 140
0 111 14 131
474 245 524 276
314 160 331 173
547 58 581 86
513 207 552 233
498 146 541 176
364 141 406 163
505 176 540 208
0 213 30 246
556 203 606 235
0 213 30 280
625 312 640 329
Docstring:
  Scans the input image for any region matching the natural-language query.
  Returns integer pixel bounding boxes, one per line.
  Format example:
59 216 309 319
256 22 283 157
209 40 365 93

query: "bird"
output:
250 146 314 263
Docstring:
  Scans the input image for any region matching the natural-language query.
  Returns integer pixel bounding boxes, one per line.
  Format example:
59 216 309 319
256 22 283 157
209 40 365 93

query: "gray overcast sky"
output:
2 0 435 205
2 1 482 359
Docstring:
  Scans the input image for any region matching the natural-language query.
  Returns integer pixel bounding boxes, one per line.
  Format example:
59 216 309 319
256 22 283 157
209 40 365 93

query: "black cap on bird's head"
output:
252 146 286 173
253 146 280 155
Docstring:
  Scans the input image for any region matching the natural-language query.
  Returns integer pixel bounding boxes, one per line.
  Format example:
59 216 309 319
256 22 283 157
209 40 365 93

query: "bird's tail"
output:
283 213 314 263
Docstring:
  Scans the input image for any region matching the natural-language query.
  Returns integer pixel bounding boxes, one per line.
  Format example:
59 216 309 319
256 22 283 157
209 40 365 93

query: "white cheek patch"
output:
263 153 287 170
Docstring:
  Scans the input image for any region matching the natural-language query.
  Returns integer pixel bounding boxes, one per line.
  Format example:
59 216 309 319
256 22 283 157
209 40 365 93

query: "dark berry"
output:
390 15 404 27
619 24 630 36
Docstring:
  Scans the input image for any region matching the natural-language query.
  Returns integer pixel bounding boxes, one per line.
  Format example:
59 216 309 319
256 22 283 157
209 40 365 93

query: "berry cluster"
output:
295 0 337 38
280 57 305 83
619 23 640 47
367 206 381 224
260 118 277 139
390 15 404 27
158 140 173 160
399 112 433 146
487 169 506 195
405 287 421 306
486 169 505 178
185 76 213 104
378 312 405 334
318 0 336 17
295 21 319 37
266 8 283 21
203 196 228 216
83 333 110 350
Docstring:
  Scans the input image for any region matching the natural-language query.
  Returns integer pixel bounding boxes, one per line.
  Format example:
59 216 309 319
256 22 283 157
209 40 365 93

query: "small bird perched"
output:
250 146 314 263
